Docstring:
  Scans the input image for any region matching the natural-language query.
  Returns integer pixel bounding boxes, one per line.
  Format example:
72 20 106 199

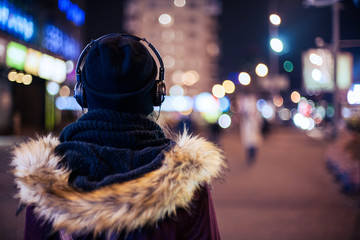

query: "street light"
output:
238 72 251 85
270 38 284 53
290 91 301 103
222 80 235 94
212 84 225 98
269 14 281 25
255 63 268 77
159 14 172 25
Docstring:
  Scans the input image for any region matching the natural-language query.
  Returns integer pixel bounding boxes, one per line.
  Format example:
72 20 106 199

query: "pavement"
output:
0 126 359 240
212 125 360 240
0 145 24 240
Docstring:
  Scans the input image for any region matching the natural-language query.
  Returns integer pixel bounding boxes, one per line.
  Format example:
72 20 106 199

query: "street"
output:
0 126 359 240
212 126 360 240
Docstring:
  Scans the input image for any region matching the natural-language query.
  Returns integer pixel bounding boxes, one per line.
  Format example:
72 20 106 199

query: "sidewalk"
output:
0 136 29 147
212 126 360 240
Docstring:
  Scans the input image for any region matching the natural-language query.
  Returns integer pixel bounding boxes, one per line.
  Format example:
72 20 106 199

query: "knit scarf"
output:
55 109 174 191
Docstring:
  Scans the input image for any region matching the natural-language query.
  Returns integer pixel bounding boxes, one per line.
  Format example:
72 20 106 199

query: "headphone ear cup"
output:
74 81 87 108
153 80 166 106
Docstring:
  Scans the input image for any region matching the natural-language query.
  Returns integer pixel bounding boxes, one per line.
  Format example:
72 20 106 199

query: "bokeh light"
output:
16 73 24 83
326 105 335 118
309 53 323 66
169 84 184 96
283 61 293 72
298 98 312 117
22 74 32 85
316 106 326 118
194 92 219 113
171 96 189 112
270 38 283 53
8 70 32 85
278 108 291 121
342 107 352 118
47 81 60 95
172 70 183 84
174 0 186 7
219 96 230 112
273 95 283 107
222 80 235 93
8 70 17 81
238 72 251 85
65 60 74 74
218 114 231 128
255 63 268 77
56 96 82 110
261 104 275 120
347 84 360 104
256 99 267 111
293 113 315 130
159 14 172 25
269 14 281 25
202 111 221 124
181 70 199 86
291 91 301 103
311 69 322 81
212 84 225 98
59 85 71 97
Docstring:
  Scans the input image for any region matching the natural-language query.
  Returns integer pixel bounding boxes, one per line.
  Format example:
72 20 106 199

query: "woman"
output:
12 33 226 239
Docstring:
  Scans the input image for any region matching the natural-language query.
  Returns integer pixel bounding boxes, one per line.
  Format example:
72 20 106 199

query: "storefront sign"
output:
58 0 85 26
302 48 353 92
6 41 27 70
39 54 66 83
25 48 42 76
42 24 80 60
0 0 35 41
5 40 66 83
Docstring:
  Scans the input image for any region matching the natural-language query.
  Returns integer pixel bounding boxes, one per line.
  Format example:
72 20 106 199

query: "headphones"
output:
74 33 166 109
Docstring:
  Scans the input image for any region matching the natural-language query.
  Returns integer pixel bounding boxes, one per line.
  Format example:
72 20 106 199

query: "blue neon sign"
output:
42 24 80 60
58 0 85 26
0 1 34 41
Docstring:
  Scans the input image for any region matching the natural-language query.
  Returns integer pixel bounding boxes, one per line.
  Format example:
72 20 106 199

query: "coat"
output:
11 133 226 239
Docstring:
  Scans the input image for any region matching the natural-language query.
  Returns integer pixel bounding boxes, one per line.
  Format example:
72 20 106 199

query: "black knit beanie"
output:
82 34 157 115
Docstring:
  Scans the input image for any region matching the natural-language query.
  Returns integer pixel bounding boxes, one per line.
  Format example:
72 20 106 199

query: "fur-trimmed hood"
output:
11 133 226 236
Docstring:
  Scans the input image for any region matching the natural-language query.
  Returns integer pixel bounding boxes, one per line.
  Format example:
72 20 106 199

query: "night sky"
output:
85 0 360 93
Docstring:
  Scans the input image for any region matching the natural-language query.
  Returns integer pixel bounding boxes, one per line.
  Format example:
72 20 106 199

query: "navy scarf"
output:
55 109 173 191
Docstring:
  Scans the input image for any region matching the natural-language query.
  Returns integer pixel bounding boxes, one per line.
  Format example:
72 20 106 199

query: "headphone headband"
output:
75 33 165 81
74 33 166 109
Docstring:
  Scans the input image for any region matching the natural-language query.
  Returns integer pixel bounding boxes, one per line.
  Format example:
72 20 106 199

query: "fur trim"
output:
11 133 226 236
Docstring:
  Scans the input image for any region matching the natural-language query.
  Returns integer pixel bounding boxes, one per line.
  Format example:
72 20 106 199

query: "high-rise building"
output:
123 0 221 97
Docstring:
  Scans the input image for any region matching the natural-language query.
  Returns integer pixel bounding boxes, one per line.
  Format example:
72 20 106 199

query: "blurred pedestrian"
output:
176 114 196 134
11 33 226 240
208 122 222 145
237 93 263 165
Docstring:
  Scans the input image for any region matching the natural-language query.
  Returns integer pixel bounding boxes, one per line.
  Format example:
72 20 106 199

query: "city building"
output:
0 0 85 134
123 0 222 97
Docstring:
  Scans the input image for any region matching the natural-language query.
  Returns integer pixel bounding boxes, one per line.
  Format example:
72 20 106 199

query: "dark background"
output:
84 0 360 93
